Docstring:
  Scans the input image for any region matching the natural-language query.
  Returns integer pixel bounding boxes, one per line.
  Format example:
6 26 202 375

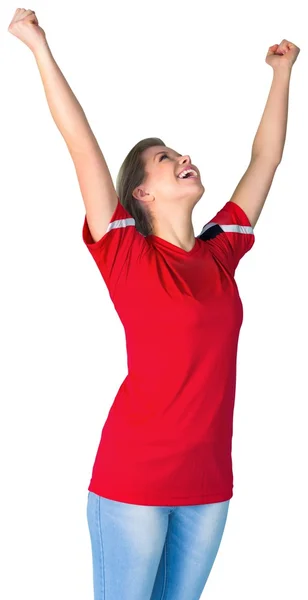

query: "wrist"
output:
32 36 50 60
272 64 292 78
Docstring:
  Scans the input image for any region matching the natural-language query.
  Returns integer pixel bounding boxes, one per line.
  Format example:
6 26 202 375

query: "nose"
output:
179 155 192 167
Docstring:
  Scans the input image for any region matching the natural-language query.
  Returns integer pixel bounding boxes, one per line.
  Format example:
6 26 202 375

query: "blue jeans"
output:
87 491 230 600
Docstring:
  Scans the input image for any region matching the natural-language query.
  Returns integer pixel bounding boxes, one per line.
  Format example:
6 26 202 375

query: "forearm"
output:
251 66 292 164
33 39 98 153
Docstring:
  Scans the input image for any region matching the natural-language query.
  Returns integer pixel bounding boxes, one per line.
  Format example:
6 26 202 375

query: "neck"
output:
152 213 195 252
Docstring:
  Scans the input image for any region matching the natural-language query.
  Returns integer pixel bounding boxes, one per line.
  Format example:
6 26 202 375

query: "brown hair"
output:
115 137 166 237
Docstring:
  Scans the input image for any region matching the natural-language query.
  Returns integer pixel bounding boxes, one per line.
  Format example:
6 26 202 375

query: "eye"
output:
159 153 168 161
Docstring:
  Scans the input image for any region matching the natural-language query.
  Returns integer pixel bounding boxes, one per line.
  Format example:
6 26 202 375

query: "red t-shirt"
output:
82 197 255 506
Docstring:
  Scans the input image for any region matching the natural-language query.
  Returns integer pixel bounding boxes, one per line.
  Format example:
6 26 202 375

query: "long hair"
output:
115 137 166 236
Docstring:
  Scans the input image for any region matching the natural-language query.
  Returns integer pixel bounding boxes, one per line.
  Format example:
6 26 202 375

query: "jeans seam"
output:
159 537 168 600
96 495 105 600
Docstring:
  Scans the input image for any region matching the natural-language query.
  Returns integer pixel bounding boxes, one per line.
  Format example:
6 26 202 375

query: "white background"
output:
0 1 307 598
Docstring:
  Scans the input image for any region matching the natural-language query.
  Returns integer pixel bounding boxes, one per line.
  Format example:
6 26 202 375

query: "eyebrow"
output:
154 151 182 160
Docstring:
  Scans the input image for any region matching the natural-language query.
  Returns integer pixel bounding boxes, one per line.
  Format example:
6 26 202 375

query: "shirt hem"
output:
88 483 233 506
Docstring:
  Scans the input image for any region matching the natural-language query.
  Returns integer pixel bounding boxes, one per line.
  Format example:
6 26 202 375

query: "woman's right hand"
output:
8 8 47 53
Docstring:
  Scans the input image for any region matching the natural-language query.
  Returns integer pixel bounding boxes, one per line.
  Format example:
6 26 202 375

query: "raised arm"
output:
227 40 300 229
8 8 118 243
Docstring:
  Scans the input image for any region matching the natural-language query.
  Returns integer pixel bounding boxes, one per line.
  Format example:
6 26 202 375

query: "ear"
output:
132 186 147 202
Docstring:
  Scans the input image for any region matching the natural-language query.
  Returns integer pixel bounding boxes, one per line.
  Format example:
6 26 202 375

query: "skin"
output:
8 10 299 242
133 146 205 251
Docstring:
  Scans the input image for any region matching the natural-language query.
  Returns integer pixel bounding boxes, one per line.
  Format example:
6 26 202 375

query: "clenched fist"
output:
8 8 46 53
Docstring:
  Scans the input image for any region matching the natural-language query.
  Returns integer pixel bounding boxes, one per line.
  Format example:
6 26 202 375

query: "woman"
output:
8 8 300 600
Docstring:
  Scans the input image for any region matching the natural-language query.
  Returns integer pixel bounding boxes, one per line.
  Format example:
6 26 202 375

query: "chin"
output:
194 185 205 203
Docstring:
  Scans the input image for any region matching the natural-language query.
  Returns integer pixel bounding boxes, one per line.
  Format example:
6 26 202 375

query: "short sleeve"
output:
197 200 255 273
82 197 147 298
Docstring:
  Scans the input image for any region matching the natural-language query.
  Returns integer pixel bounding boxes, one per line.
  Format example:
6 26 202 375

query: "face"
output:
132 145 205 212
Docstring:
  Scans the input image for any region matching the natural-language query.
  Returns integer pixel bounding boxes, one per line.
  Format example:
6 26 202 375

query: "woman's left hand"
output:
266 39 300 70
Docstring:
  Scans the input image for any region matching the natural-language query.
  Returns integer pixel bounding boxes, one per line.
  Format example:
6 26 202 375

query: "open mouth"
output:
177 168 199 179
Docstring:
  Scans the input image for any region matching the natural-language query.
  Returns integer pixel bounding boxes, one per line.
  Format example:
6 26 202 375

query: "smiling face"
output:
132 145 205 212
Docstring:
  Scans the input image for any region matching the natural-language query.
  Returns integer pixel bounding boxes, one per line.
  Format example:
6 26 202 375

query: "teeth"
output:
178 169 197 179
